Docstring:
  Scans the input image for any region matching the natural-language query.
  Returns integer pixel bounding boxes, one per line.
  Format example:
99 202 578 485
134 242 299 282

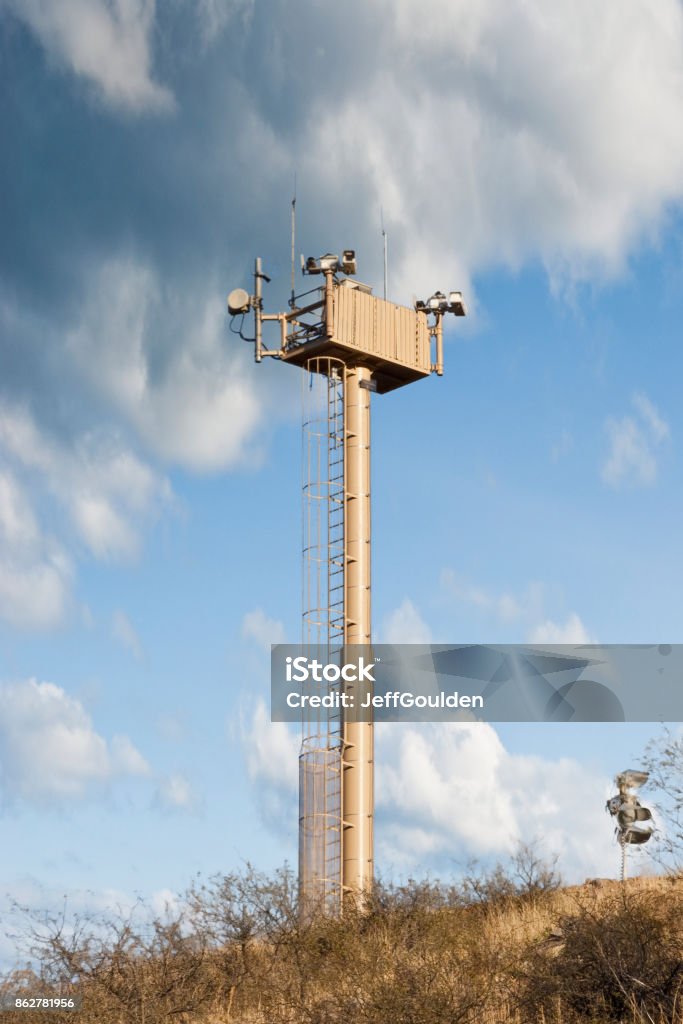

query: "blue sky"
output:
1 0 683 965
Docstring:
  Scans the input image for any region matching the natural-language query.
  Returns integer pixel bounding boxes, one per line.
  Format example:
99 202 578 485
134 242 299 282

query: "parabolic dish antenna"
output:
227 288 251 315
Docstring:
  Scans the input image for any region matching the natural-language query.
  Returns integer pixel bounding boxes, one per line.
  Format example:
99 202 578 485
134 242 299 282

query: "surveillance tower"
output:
228 249 466 913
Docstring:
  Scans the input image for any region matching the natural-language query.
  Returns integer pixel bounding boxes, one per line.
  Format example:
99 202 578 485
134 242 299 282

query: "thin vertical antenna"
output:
291 175 297 306
380 208 388 300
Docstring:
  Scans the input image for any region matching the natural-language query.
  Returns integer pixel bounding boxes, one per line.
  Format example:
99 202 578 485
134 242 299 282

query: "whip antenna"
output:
291 175 297 305
381 207 387 300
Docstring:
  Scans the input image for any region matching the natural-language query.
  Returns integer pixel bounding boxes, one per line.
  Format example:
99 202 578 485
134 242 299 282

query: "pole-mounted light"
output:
415 292 468 317
606 769 653 881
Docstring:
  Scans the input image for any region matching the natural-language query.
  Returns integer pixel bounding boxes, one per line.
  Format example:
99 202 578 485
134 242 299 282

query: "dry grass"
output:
2 867 682 1024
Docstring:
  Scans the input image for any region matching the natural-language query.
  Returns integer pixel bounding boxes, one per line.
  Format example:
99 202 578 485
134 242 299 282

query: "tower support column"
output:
342 364 373 899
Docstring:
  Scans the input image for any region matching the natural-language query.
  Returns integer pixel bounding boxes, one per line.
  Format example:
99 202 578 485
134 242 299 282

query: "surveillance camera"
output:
341 250 357 275
319 253 339 272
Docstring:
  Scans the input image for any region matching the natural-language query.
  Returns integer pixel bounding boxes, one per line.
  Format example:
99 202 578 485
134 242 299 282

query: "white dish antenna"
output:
227 288 251 315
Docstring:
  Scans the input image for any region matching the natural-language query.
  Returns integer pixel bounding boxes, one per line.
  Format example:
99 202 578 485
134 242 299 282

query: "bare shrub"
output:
460 841 562 906
1 893 234 1023
519 884 683 1023
643 728 683 869
4 859 682 1024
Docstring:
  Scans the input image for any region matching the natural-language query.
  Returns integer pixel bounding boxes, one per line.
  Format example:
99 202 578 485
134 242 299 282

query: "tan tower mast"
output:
228 249 466 910
343 363 373 894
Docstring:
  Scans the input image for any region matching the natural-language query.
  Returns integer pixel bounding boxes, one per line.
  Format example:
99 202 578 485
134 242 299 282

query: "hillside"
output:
1 871 682 1024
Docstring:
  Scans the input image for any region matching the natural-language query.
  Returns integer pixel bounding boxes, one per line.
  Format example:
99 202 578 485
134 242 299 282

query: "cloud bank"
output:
2 0 682 628
241 704 633 882
0 678 149 805
3 0 173 112
375 722 620 881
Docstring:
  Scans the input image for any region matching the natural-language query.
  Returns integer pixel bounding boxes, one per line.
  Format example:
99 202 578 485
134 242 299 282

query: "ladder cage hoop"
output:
299 355 346 916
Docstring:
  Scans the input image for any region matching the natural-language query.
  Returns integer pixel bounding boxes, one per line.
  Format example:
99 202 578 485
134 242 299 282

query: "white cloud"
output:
603 420 655 487
73 497 136 559
632 393 670 443
0 678 150 805
0 403 171 627
110 734 150 775
242 701 299 790
0 470 40 548
378 724 518 857
528 613 597 644
194 0 253 48
67 258 264 472
441 569 545 625
375 722 628 880
602 392 670 488
289 0 683 302
111 609 143 660
0 403 171 563
3 0 174 113
153 773 201 814
240 709 632 881
0 469 72 628
382 599 433 644
440 569 595 645
241 608 286 650
149 887 182 918
240 700 299 834
0 557 71 630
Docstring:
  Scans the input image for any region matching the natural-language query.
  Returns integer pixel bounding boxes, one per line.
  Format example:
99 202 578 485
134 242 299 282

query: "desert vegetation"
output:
2 847 682 1024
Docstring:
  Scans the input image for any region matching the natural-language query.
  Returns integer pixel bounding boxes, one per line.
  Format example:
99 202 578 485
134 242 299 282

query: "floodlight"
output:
227 288 251 315
616 770 649 791
622 826 652 845
421 290 467 317
427 291 448 312
415 299 427 311
607 767 654 878
448 291 467 316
